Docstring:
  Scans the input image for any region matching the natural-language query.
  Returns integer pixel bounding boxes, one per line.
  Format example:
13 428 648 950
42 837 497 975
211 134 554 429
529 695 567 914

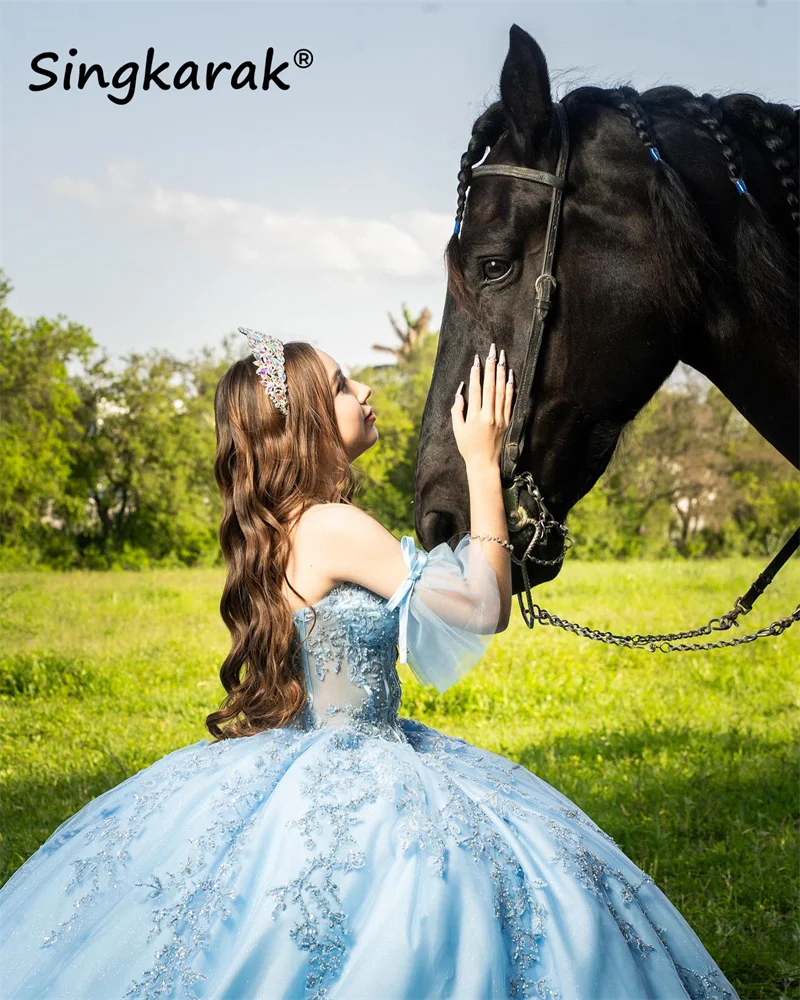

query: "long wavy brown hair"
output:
208 341 357 739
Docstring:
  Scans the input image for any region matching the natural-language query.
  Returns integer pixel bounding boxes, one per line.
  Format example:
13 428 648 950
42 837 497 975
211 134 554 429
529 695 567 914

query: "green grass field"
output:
1 560 798 999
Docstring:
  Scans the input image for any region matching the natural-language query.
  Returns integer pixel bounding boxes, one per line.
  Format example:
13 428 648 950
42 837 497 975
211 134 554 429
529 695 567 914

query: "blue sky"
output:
2 1 798 373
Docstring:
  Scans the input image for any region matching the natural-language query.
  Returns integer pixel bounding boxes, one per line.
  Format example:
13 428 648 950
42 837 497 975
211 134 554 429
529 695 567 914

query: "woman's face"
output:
316 349 378 462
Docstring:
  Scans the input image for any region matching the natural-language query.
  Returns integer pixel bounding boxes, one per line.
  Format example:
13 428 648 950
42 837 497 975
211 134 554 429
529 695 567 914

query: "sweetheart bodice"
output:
290 582 405 741
285 534 503 740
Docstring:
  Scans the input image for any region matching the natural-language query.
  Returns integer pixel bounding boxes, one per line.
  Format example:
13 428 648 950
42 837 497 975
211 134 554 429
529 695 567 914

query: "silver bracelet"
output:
469 533 514 553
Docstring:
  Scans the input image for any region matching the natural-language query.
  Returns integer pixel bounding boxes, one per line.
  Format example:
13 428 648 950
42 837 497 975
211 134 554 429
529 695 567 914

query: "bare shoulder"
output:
302 502 412 601
302 501 387 536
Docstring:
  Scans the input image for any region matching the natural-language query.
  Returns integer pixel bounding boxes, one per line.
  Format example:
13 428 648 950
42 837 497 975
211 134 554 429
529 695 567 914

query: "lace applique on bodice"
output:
290 583 405 741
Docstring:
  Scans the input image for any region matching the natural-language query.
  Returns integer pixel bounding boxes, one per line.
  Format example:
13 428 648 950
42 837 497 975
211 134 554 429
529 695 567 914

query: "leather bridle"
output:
461 100 799 637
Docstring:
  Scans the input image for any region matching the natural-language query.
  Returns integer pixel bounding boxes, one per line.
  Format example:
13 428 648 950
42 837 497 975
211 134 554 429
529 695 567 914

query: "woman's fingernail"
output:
508 367 514 381
455 380 464 399
488 342 497 360
473 353 480 367
498 348 506 366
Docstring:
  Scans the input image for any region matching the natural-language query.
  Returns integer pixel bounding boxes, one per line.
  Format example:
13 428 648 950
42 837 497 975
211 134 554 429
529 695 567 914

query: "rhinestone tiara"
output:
238 326 288 416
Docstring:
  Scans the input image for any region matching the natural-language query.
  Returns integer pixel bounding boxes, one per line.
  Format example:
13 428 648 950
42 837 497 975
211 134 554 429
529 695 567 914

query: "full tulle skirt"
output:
0 719 738 999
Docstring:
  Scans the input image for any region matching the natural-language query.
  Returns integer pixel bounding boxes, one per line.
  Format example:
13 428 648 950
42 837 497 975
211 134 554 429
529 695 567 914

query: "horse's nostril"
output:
421 509 459 550
419 510 439 550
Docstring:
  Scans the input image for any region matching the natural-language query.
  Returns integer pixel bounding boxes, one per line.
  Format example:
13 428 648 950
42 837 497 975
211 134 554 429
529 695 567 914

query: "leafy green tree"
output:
371 306 433 365
0 271 97 566
350 307 439 535
568 366 799 558
62 343 233 568
720 409 800 557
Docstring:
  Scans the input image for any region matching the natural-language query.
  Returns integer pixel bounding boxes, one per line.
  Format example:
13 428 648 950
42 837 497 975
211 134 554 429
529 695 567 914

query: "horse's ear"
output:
499 25 553 162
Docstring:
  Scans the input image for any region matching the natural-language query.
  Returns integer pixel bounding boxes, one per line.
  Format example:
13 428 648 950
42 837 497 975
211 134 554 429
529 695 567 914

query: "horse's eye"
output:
482 258 511 282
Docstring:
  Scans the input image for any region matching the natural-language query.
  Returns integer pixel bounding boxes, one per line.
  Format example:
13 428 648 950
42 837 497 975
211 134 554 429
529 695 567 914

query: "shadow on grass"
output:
513 726 798 999
1 757 137 884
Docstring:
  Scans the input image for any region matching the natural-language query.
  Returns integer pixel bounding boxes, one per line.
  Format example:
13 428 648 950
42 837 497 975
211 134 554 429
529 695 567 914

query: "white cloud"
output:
48 160 451 279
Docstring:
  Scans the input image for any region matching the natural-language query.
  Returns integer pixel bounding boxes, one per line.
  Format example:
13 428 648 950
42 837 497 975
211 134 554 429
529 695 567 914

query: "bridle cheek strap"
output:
468 102 570 487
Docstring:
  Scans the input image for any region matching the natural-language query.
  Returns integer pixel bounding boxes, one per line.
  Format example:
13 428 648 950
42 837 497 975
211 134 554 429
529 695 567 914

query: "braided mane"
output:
446 85 799 330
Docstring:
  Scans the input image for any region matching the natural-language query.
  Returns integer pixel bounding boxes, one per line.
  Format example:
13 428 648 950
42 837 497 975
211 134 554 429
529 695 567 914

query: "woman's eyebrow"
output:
331 368 343 386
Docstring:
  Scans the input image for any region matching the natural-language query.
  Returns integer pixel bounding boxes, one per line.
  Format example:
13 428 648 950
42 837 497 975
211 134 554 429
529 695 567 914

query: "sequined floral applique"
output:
41 739 237 949
123 732 308 998
293 582 404 738
265 725 555 1000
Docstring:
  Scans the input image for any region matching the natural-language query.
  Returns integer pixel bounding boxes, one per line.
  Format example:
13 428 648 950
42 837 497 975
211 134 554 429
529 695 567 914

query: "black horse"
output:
415 25 798 592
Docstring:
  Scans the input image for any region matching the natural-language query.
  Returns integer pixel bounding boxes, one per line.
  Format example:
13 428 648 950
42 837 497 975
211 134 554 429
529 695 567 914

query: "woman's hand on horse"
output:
451 343 514 469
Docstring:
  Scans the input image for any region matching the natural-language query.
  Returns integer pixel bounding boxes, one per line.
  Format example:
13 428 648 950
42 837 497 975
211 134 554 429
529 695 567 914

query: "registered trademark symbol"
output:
294 49 313 69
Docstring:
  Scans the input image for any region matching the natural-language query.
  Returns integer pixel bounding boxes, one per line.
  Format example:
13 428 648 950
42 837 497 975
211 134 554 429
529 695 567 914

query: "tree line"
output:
0 274 796 570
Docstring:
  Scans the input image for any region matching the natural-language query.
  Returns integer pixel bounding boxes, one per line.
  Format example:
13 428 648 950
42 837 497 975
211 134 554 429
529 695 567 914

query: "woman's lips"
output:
365 412 376 422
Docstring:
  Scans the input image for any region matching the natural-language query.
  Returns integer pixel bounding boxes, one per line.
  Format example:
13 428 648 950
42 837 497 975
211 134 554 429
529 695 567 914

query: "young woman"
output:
0 328 738 999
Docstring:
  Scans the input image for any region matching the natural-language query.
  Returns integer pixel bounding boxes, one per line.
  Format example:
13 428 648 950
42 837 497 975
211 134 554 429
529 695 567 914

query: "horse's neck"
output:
681 313 799 468
675 158 799 467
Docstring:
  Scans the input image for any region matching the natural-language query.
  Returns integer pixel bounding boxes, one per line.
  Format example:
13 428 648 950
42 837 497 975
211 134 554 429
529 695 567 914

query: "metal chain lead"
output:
473 480 799 651
517 558 800 652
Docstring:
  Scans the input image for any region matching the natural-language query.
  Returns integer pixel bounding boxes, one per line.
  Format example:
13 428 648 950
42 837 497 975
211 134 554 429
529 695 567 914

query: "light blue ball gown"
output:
0 536 739 1000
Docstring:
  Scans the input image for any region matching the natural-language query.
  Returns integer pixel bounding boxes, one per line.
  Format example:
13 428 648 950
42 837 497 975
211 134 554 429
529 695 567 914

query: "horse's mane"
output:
445 85 799 333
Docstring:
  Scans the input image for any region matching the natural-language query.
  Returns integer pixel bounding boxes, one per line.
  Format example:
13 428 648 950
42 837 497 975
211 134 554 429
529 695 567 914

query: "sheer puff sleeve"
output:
385 534 502 694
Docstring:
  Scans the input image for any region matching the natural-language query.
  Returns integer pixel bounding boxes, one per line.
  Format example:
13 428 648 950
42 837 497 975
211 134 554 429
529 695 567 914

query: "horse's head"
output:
416 25 798 590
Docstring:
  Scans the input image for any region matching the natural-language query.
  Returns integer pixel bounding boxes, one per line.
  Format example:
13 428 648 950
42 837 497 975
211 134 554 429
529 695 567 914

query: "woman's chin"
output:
349 428 379 462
